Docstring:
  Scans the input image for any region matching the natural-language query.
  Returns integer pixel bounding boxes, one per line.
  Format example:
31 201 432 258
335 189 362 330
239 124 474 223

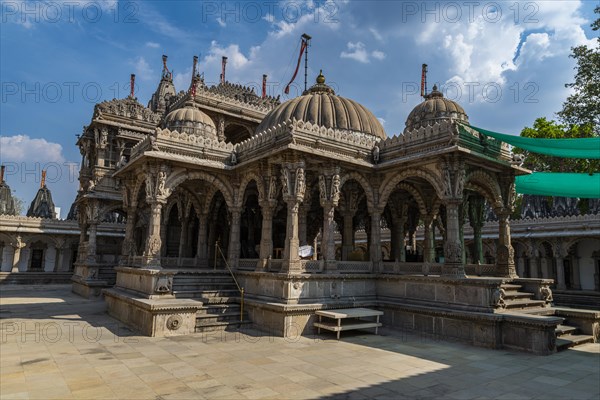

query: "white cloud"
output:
0 135 65 163
132 57 154 81
341 42 369 63
217 18 226 28
145 41 160 48
371 50 386 60
263 13 275 23
370 27 383 41
340 42 385 63
205 41 250 70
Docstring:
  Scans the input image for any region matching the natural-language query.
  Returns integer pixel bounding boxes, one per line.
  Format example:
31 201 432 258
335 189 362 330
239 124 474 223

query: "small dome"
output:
404 85 468 132
256 71 386 140
164 104 216 137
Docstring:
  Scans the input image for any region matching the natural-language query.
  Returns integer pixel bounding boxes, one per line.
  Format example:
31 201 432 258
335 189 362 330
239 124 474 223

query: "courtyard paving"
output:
0 285 598 400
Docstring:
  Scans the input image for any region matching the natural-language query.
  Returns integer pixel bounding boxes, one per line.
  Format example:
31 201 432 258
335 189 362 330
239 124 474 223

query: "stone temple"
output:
1 55 599 354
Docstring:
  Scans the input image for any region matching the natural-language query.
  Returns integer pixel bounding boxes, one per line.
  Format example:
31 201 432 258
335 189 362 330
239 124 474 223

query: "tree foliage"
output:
557 6 600 135
516 117 598 173
517 8 600 173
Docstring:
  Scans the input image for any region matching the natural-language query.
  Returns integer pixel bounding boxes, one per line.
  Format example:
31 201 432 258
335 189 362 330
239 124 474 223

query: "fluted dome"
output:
404 85 468 132
164 104 216 138
256 71 386 140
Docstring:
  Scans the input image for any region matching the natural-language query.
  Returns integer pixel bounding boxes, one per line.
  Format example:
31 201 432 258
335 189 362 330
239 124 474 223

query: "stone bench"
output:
314 308 383 339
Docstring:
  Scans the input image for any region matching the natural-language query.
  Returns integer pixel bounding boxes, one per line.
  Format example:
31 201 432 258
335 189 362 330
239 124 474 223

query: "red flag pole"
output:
284 37 308 95
130 74 135 98
262 74 267 99
421 64 428 98
221 56 228 84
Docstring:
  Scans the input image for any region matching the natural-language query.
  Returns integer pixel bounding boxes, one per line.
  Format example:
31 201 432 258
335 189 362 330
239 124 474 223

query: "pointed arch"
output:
379 168 445 209
339 171 375 212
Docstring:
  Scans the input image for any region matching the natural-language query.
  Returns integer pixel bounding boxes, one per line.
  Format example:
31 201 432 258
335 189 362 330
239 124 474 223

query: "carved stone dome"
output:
256 71 386 140
164 104 216 138
404 85 468 132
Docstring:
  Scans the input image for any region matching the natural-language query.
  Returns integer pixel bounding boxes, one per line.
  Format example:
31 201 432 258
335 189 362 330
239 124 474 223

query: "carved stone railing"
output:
299 260 324 273
465 263 499 277
381 261 444 276
268 259 283 272
336 261 373 273
237 258 259 271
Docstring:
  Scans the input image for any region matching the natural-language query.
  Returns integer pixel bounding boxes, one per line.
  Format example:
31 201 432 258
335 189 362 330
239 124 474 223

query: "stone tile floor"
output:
0 285 599 400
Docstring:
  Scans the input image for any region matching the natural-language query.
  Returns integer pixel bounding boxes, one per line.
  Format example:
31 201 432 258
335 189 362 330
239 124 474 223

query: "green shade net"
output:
516 173 600 198
465 124 600 159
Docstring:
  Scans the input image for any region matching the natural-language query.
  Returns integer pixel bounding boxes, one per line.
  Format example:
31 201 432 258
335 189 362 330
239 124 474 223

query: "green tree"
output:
557 6 600 134
516 117 598 173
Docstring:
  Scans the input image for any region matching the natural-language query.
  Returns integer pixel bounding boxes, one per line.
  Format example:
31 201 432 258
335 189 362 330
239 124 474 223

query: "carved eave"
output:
115 128 234 177
93 98 161 131
377 121 528 175
235 119 379 168
167 86 277 123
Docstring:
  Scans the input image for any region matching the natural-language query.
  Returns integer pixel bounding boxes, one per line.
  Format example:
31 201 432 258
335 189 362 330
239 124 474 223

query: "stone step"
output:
501 284 522 291
194 320 252 333
503 291 534 300
503 299 547 309
517 308 556 316
196 311 245 324
173 289 240 299
172 283 238 291
196 304 241 315
199 296 239 304
0 272 74 285
555 324 578 336
556 334 595 351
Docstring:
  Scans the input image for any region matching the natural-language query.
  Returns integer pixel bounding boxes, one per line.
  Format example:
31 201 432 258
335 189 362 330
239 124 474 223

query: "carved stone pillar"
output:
370 210 382 271
496 211 517 278
144 201 164 268
283 201 301 272
196 213 208 262
322 202 336 271
11 237 24 273
423 215 436 263
342 211 355 260
298 205 309 246
227 208 242 268
555 256 566 290
87 223 98 264
571 256 581 290
120 206 136 264
179 218 189 259
281 163 306 273
258 202 275 270
443 200 465 277
319 170 340 272
392 217 406 262
468 195 485 264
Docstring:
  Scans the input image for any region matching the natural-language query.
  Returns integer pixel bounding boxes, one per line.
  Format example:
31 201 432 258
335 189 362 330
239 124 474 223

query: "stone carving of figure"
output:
281 169 289 196
149 132 160 151
319 175 327 202
230 151 237 165
156 171 167 197
87 178 96 192
331 174 341 203
296 168 305 198
145 173 154 198
372 145 380 164
269 176 278 200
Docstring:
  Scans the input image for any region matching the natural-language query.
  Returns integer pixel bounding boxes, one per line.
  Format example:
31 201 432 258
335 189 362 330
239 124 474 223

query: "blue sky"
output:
1 0 598 217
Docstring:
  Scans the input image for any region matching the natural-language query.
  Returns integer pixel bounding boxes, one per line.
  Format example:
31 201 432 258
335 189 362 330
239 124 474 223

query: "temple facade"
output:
1 55 598 353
